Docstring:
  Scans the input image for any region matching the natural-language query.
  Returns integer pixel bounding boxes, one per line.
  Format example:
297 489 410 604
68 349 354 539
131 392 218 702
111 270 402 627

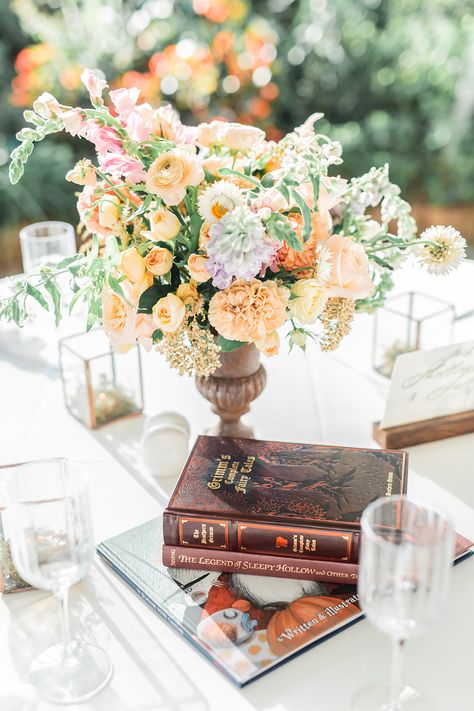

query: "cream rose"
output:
145 246 173 276
219 123 265 152
145 149 204 206
119 247 146 285
152 293 185 333
255 331 280 357
187 254 210 282
290 279 328 324
325 234 375 300
196 121 224 147
98 194 121 229
146 207 181 241
176 282 198 305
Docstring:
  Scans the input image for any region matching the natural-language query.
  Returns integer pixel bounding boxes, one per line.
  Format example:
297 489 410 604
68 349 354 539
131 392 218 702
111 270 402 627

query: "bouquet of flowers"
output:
1 69 466 376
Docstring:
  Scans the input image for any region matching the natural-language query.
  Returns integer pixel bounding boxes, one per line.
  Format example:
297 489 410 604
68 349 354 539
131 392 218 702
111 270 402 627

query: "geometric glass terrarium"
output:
372 291 455 378
59 330 144 429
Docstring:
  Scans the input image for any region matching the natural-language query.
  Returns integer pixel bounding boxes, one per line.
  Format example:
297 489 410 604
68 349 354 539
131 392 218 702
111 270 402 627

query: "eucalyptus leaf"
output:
216 335 246 352
25 283 49 311
44 279 61 326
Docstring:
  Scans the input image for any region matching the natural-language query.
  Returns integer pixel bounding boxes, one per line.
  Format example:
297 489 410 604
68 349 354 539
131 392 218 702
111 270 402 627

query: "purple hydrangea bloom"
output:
206 206 277 289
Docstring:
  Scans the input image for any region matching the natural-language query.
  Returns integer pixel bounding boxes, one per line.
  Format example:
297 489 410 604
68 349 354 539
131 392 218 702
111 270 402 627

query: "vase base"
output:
204 419 255 439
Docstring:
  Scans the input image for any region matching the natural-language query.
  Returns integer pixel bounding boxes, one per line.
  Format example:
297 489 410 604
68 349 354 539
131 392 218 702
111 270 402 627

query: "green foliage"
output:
266 212 302 251
216 335 246 352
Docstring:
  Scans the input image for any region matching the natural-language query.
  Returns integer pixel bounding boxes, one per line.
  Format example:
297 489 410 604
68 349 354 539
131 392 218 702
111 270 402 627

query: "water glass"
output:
6 459 112 704
19 221 76 273
351 496 454 711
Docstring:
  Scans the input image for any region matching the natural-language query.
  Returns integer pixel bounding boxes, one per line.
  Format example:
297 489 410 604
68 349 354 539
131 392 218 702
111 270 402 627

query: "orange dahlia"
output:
277 211 330 277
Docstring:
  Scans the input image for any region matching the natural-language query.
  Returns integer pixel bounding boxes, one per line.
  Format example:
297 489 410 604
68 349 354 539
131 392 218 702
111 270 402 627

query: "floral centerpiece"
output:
1 69 466 380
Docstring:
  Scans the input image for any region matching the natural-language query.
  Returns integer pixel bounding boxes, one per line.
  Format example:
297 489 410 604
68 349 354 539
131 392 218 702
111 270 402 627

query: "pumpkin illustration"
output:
266 595 359 656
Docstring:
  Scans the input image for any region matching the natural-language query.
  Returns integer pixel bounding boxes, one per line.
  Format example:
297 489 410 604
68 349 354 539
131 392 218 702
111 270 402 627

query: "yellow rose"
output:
145 246 173 276
177 282 198 305
119 247 146 285
145 149 204 206
152 293 185 333
290 279 328 324
255 331 280 357
98 194 121 229
187 254 210 283
101 288 136 353
146 207 181 241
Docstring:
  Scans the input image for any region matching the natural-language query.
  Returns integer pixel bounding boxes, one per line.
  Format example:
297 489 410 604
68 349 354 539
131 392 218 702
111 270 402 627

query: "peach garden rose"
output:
152 293 186 333
145 246 173 276
325 234 375 300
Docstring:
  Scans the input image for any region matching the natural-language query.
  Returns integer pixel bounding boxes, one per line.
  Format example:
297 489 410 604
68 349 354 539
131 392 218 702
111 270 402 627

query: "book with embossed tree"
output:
163 436 408 567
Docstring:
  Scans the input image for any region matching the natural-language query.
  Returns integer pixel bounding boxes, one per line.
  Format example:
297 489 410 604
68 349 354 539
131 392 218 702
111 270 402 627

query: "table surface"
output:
0 260 473 711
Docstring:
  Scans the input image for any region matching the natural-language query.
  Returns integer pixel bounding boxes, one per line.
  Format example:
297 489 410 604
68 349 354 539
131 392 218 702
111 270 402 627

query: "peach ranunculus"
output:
289 279 328 324
145 207 181 241
176 282 198 305
219 123 265 152
152 293 186 333
208 278 289 343
255 330 280 357
324 234 375 300
145 246 173 276
118 247 146 284
187 254 210 282
98 193 121 229
145 149 204 206
77 184 117 236
278 212 330 278
66 159 96 186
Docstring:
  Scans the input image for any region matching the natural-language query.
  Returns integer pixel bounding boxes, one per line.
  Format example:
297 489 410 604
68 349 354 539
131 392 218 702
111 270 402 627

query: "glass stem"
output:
390 637 405 708
56 587 73 656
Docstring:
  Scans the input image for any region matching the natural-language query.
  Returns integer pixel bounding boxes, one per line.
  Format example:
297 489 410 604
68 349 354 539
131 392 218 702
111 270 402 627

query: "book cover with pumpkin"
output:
98 518 473 686
163 436 408 562
97 516 364 686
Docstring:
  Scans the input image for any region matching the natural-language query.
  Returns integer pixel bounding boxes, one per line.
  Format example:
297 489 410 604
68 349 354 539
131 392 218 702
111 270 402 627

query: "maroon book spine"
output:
162 544 359 584
163 511 360 562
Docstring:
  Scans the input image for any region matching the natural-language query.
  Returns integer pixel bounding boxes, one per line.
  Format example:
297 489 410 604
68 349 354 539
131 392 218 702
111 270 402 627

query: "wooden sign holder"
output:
373 409 474 449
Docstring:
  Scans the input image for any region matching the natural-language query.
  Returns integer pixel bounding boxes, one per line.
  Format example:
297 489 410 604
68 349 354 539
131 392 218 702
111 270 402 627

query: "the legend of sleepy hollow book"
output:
163 436 408 561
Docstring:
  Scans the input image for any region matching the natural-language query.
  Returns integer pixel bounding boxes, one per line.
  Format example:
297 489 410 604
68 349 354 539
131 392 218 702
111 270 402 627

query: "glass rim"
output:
4 458 89 506
361 495 454 548
19 221 74 242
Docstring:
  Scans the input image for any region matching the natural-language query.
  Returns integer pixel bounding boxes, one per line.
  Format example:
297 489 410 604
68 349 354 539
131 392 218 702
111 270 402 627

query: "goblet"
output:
6 458 112 704
351 496 454 711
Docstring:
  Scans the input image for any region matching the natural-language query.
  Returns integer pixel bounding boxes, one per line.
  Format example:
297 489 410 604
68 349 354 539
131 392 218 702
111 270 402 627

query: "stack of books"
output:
161 435 409 584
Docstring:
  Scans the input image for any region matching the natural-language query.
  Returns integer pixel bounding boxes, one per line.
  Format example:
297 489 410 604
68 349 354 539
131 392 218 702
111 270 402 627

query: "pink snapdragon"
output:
81 68 108 105
60 108 87 137
109 87 141 123
98 153 147 183
84 122 123 155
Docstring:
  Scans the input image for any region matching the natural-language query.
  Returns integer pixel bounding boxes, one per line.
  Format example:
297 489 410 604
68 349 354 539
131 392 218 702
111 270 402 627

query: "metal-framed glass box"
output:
59 330 144 429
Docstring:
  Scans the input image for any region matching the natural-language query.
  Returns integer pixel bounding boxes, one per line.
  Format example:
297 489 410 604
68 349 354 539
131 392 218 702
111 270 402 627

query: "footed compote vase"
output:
195 343 266 438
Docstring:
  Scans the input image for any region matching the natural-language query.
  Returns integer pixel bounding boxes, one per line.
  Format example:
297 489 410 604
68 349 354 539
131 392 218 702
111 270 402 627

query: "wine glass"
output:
351 496 454 711
19 221 76 273
6 459 112 704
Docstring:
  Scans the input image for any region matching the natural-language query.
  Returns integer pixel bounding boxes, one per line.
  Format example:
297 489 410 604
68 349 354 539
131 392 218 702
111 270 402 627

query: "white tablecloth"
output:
0 261 473 710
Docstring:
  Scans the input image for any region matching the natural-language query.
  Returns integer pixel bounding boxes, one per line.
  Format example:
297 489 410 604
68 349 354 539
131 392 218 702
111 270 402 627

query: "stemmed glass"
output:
19 221 76 273
6 459 112 704
352 496 454 711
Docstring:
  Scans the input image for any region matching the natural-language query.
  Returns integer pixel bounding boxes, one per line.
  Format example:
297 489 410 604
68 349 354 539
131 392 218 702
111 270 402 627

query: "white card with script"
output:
381 340 474 429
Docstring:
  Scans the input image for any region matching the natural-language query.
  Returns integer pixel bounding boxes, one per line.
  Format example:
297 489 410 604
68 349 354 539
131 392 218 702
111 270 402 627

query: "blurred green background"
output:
1 0 473 275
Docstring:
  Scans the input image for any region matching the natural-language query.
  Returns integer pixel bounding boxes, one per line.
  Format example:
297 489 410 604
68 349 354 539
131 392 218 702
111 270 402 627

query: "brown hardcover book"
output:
162 532 473 584
163 436 408 562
